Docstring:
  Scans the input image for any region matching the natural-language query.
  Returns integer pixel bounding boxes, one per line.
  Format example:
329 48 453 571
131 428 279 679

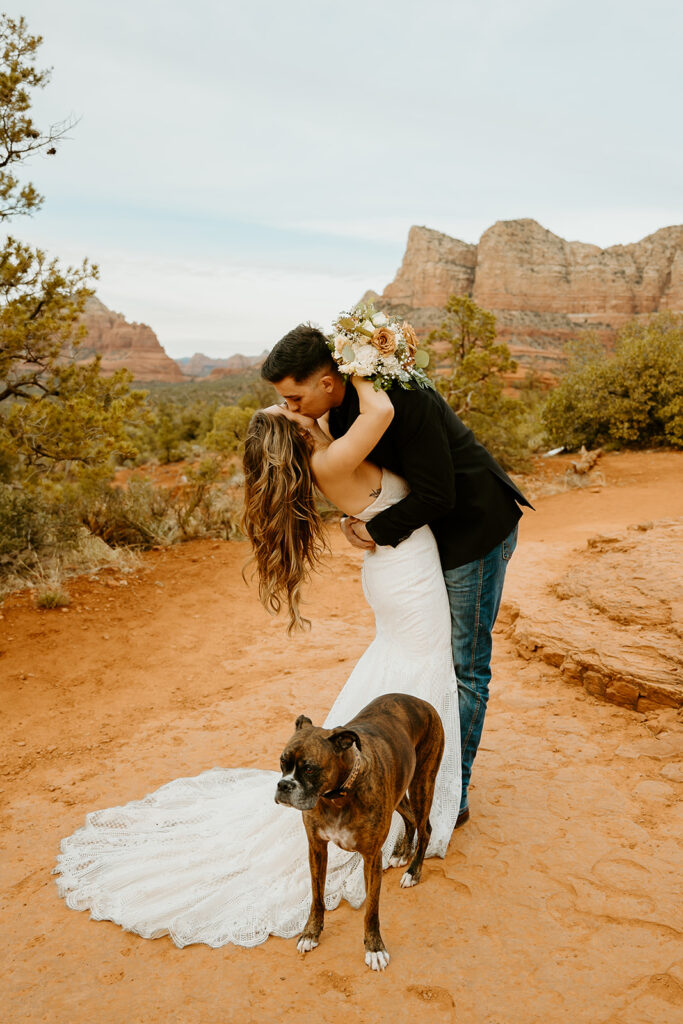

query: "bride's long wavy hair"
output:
242 411 328 632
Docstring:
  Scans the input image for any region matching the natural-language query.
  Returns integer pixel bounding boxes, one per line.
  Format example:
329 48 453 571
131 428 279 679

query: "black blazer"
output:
328 382 532 570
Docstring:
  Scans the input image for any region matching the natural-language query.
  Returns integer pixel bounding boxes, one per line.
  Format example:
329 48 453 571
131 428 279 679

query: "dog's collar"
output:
322 747 362 800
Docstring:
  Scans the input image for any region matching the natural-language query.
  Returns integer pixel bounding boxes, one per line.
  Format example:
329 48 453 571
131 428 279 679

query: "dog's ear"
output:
328 729 361 753
295 714 313 731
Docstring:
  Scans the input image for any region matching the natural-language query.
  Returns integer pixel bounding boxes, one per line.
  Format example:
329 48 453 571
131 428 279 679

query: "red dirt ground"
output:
2 451 682 1024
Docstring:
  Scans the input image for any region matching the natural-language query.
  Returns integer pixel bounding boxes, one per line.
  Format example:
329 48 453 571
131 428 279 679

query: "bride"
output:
54 376 461 954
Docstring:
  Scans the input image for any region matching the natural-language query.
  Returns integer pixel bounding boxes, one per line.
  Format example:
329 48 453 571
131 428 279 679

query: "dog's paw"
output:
388 854 409 868
400 870 418 888
297 936 319 954
365 949 390 971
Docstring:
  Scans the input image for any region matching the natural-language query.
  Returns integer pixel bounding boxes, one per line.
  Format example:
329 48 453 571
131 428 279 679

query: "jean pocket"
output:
502 524 518 561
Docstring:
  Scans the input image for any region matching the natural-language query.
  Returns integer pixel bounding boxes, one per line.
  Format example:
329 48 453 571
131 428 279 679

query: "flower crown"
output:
329 303 432 391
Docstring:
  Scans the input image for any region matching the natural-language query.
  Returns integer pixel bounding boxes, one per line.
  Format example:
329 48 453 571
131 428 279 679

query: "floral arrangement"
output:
329 303 433 391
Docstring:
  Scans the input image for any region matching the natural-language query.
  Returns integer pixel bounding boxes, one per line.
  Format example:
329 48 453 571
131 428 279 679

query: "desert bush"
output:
0 484 81 570
127 399 207 465
204 405 255 454
1 460 243 595
543 313 683 450
125 380 274 466
78 459 242 548
35 584 70 609
78 478 171 547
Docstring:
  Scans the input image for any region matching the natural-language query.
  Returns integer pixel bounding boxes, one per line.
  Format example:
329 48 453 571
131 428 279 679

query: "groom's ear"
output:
295 714 313 731
328 729 361 753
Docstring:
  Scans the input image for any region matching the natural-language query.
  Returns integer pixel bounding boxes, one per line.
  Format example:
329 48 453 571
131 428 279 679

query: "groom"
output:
261 324 532 827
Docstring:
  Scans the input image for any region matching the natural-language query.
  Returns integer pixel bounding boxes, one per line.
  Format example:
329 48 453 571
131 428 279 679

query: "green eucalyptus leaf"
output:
414 349 430 368
342 343 355 363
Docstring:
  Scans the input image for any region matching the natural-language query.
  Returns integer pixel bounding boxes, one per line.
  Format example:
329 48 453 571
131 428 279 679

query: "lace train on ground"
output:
54 472 461 948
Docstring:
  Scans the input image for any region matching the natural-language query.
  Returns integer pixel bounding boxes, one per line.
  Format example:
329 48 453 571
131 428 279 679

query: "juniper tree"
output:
0 15 144 482
428 295 530 469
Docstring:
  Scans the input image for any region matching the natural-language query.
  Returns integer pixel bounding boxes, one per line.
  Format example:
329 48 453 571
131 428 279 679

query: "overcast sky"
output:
11 0 683 358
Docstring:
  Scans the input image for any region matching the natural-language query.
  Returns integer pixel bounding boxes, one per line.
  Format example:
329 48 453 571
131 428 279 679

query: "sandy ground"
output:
2 451 682 1024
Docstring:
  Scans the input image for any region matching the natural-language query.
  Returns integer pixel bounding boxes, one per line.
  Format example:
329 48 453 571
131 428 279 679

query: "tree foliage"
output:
0 15 75 218
543 313 683 450
0 14 146 486
428 295 533 469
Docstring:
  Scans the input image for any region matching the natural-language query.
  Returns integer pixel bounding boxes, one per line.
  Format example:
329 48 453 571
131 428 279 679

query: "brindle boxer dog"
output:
275 692 445 971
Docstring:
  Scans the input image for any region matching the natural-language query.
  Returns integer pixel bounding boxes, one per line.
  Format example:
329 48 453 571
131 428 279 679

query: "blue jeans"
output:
443 524 518 814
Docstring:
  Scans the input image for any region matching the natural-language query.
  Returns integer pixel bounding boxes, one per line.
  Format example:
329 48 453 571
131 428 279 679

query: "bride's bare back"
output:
311 446 384 517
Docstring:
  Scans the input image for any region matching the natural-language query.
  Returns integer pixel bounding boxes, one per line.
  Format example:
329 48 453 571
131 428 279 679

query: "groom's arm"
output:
365 388 456 548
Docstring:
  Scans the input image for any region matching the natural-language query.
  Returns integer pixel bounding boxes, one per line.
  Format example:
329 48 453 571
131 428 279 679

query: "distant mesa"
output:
77 220 683 385
369 219 683 376
76 298 266 383
176 351 268 379
77 297 185 382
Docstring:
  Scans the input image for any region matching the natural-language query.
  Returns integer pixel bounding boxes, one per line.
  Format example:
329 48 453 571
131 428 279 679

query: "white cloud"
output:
90 249 377 359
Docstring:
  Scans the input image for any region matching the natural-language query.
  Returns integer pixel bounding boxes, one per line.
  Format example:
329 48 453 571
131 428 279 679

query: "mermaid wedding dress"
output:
54 470 461 948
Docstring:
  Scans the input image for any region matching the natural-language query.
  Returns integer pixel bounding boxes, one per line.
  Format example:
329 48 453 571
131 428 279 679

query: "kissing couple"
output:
55 320 531 951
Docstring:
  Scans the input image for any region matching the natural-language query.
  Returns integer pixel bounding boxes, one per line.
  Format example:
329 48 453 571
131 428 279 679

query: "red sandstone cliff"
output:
374 220 683 374
77 297 185 383
179 352 267 378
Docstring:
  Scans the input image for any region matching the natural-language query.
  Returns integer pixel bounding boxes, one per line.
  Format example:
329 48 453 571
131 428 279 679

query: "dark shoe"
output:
454 807 470 829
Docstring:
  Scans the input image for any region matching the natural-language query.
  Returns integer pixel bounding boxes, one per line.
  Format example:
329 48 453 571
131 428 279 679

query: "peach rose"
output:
370 326 397 356
402 322 419 356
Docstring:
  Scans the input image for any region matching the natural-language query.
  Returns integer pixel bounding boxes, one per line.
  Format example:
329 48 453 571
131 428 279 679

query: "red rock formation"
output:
77 297 185 383
506 521 683 711
375 220 683 375
474 219 683 317
179 352 267 378
383 225 477 309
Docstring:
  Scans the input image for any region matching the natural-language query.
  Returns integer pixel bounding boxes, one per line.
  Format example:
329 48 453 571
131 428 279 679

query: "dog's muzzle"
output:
275 777 296 805
275 778 318 810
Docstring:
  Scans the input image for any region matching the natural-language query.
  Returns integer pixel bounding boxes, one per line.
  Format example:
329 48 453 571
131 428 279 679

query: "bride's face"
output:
273 370 338 419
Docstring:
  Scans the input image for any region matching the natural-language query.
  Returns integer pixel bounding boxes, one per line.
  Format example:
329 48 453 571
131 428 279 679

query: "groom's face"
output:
272 370 339 420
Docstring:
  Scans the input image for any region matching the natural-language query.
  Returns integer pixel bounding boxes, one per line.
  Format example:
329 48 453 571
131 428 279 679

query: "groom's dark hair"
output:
261 324 336 383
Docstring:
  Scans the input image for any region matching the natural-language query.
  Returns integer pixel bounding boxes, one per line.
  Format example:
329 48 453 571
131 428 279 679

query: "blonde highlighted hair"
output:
242 411 328 632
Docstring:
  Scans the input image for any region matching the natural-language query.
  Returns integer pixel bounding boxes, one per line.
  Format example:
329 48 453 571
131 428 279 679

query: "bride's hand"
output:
340 516 375 551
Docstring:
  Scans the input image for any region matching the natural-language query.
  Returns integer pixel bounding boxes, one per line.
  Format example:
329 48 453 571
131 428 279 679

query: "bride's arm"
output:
315 378 393 477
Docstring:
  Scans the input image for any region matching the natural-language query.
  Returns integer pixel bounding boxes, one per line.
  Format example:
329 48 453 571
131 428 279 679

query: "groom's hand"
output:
340 516 375 551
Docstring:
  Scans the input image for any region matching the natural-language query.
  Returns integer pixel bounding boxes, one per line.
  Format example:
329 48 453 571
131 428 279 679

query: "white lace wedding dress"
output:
54 470 461 948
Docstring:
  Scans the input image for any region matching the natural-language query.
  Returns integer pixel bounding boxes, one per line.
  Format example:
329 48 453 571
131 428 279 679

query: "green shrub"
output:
543 313 683 450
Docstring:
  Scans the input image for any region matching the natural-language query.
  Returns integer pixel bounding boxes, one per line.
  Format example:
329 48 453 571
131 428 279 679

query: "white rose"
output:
382 355 401 373
372 312 388 327
356 346 378 372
